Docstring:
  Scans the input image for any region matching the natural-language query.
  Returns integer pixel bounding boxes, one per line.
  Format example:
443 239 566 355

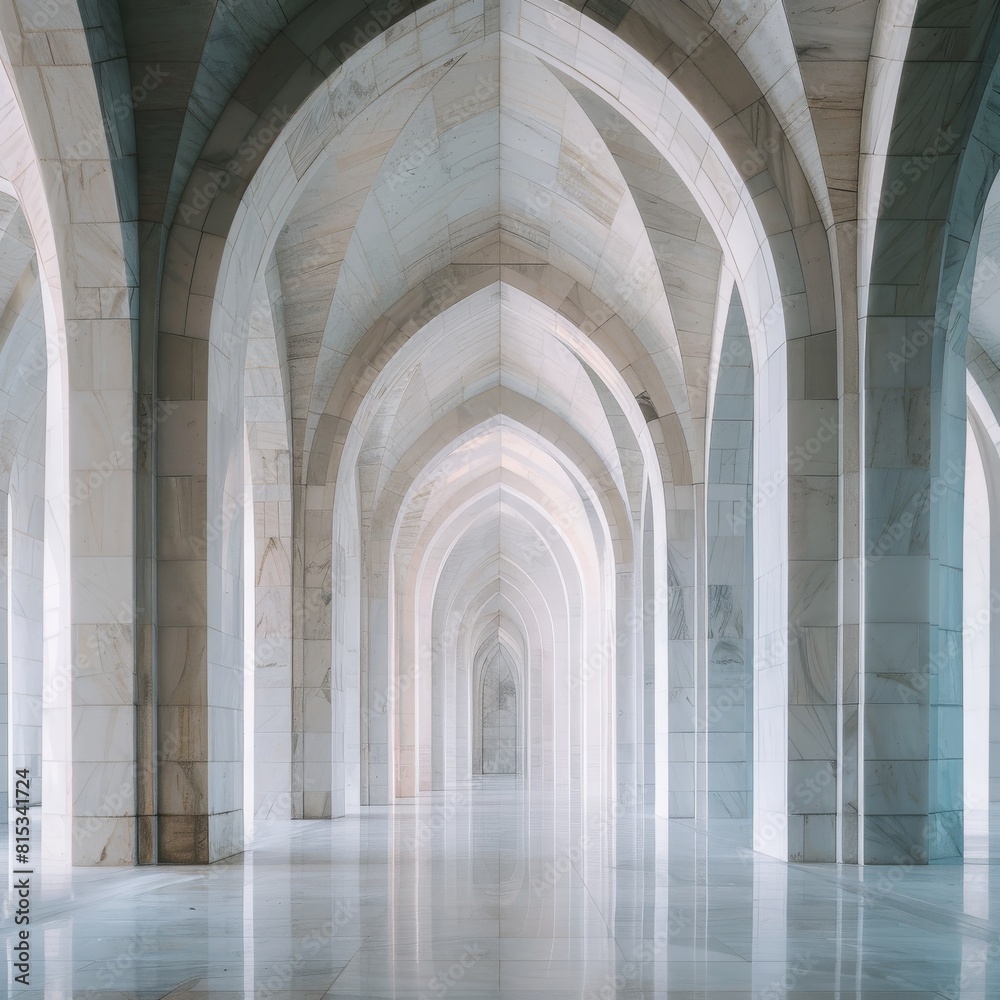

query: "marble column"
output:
10 454 44 807
244 269 295 823
964 408 991 816
706 294 754 825
42 330 72 864
333 501 361 812
250 480 293 821
361 530 391 806
0 490 5 816
616 565 641 807
394 544 419 799
782 221 842 864
667 491 696 817
967 378 1000 809
0 0 141 867
832 220 863 865
641 492 659 806
864 309 962 862
857 0 1000 862
293 485 335 818
988 422 1000 806
156 228 247 862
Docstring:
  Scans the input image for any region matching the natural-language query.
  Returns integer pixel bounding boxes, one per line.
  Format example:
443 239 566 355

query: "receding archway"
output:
476 637 521 775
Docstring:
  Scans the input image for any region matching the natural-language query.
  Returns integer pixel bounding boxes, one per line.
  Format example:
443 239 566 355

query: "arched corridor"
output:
6 0 1000 993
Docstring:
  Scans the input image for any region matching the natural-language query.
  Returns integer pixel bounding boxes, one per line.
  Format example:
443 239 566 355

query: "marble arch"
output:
454 579 552 782
18 4 1000 998
370 409 626 796
7 0 979 881
401 479 606 796
473 630 522 775
430 521 575 787
153 0 833 865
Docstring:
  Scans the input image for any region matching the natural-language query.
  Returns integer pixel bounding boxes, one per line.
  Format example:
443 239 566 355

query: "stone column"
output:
250 484 293 821
706 294 754 825
616 565 640 806
863 308 962 862
156 227 246 862
0 490 5 816
11 458 44 807
293 485 334 818
667 491 696 817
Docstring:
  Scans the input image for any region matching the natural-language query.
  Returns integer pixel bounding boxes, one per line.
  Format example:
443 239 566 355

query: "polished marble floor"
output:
4 778 1000 997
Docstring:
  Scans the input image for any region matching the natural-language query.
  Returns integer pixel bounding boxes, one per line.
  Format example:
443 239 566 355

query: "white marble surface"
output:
7 785 1000 998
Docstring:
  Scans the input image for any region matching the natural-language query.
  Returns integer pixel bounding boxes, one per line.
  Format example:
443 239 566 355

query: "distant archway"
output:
478 645 520 775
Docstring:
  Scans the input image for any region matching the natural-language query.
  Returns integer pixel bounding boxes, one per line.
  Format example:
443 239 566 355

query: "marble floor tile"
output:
7 782 1000 998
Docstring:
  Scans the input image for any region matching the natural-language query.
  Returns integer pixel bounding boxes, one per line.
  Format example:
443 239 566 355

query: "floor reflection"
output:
4 782 1000 997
